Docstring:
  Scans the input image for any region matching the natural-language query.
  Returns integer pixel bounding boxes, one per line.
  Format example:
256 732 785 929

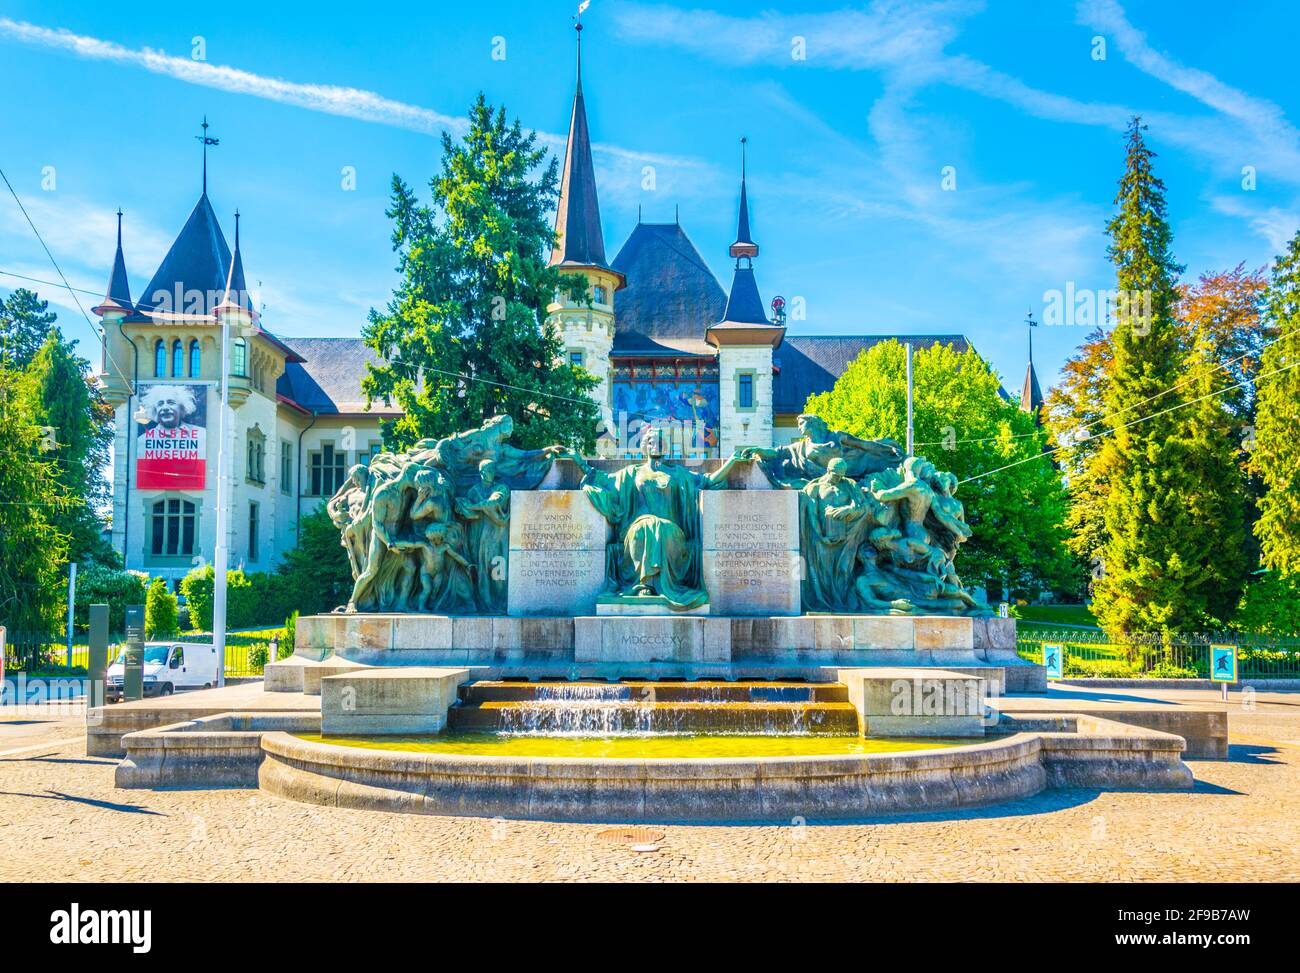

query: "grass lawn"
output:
1016 604 1099 627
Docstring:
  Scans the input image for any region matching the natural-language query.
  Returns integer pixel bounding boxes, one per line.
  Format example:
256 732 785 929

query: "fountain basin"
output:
254 714 1191 822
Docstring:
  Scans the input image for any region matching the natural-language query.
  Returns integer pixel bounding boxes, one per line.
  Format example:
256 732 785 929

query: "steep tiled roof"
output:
1021 358 1044 417
94 212 133 314
276 337 399 415
133 194 232 317
550 60 609 269
611 222 727 345
718 265 770 326
773 334 971 413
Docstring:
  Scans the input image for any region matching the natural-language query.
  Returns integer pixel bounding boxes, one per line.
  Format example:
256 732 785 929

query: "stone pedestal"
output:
574 616 730 665
837 667 985 737
507 490 608 616
320 667 470 735
700 490 800 615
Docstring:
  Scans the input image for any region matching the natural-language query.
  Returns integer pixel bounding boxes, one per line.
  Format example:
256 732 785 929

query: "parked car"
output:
104 642 219 701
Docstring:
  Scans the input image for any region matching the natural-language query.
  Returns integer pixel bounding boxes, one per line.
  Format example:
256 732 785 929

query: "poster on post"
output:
135 384 207 489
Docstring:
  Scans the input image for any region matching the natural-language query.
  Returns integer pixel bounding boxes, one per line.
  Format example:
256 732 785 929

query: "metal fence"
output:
4 631 279 677
1017 628 1300 679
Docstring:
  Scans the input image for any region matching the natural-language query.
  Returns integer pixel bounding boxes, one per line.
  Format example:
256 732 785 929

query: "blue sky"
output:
2 0 1298 394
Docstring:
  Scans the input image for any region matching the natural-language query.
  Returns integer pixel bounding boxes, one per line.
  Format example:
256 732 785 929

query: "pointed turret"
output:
549 21 621 282
545 18 625 454
215 211 259 322
709 140 783 456
1020 312 1043 423
93 209 133 316
729 138 758 260
709 139 783 349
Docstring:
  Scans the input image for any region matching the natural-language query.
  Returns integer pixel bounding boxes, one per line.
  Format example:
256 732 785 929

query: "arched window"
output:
153 339 166 377
232 337 247 378
171 339 184 377
188 339 201 378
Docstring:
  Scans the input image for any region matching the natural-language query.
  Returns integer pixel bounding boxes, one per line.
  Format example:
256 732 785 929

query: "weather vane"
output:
196 116 219 194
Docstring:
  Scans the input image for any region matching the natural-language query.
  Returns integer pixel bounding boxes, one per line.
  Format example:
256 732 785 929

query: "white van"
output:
105 642 220 701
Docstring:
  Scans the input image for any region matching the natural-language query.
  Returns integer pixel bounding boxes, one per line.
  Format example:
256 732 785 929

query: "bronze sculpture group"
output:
327 413 989 617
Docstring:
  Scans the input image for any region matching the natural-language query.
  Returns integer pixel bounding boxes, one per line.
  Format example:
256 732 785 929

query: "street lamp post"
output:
212 310 232 688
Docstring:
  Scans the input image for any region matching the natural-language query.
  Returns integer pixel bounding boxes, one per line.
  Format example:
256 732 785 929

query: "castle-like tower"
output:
707 140 784 455
546 21 624 453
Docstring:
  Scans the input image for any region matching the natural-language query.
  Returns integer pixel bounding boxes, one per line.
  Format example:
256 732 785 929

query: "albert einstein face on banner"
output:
135 384 207 490
137 385 198 430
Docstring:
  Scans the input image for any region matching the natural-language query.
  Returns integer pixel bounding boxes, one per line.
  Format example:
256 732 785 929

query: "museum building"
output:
94 28 1040 581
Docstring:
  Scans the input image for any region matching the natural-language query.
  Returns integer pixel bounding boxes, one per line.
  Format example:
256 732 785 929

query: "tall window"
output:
308 443 347 497
738 372 754 409
188 339 201 378
248 501 260 562
153 339 166 378
592 285 607 305
150 498 197 557
232 337 247 378
246 428 266 485
171 339 184 377
280 441 293 495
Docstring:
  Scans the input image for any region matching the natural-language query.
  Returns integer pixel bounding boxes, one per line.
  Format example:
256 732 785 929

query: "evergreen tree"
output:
22 331 116 565
0 288 58 369
805 340 1076 598
1180 327 1250 623
0 359 69 650
1252 229 1300 574
1092 118 1202 635
362 95 601 452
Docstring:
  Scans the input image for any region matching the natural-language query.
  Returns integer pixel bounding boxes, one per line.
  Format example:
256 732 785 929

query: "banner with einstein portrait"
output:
134 384 208 489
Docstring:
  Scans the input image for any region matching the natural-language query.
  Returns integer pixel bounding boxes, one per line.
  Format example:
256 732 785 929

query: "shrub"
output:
277 508 353 615
180 566 301 631
144 577 178 639
1145 660 1200 679
283 610 298 659
1232 571 1300 635
246 642 269 674
73 565 148 634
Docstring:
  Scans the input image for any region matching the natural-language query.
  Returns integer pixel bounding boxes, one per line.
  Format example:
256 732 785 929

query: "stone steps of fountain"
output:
447 699 860 735
458 679 849 704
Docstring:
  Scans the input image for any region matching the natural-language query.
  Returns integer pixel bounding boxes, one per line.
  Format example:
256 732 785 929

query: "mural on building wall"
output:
134 383 208 490
611 369 720 456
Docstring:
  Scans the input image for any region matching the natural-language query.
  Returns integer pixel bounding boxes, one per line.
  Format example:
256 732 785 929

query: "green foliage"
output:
246 642 269 674
1252 230 1300 575
0 358 69 645
804 339 1076 596
180 562 323 632
362 94 601 453
1093 118 1218 636
21 331 116 566
0 288 58 370
72 565 148 633
276 508 353 615
283 610 299 658
1232 571 1300 635
144 577 179 639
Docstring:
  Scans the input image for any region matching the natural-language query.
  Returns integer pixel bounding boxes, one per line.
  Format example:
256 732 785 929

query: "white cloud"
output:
0 17 712 206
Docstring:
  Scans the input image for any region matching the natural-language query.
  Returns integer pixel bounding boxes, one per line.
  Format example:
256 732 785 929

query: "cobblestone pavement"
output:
1 692 1297 882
